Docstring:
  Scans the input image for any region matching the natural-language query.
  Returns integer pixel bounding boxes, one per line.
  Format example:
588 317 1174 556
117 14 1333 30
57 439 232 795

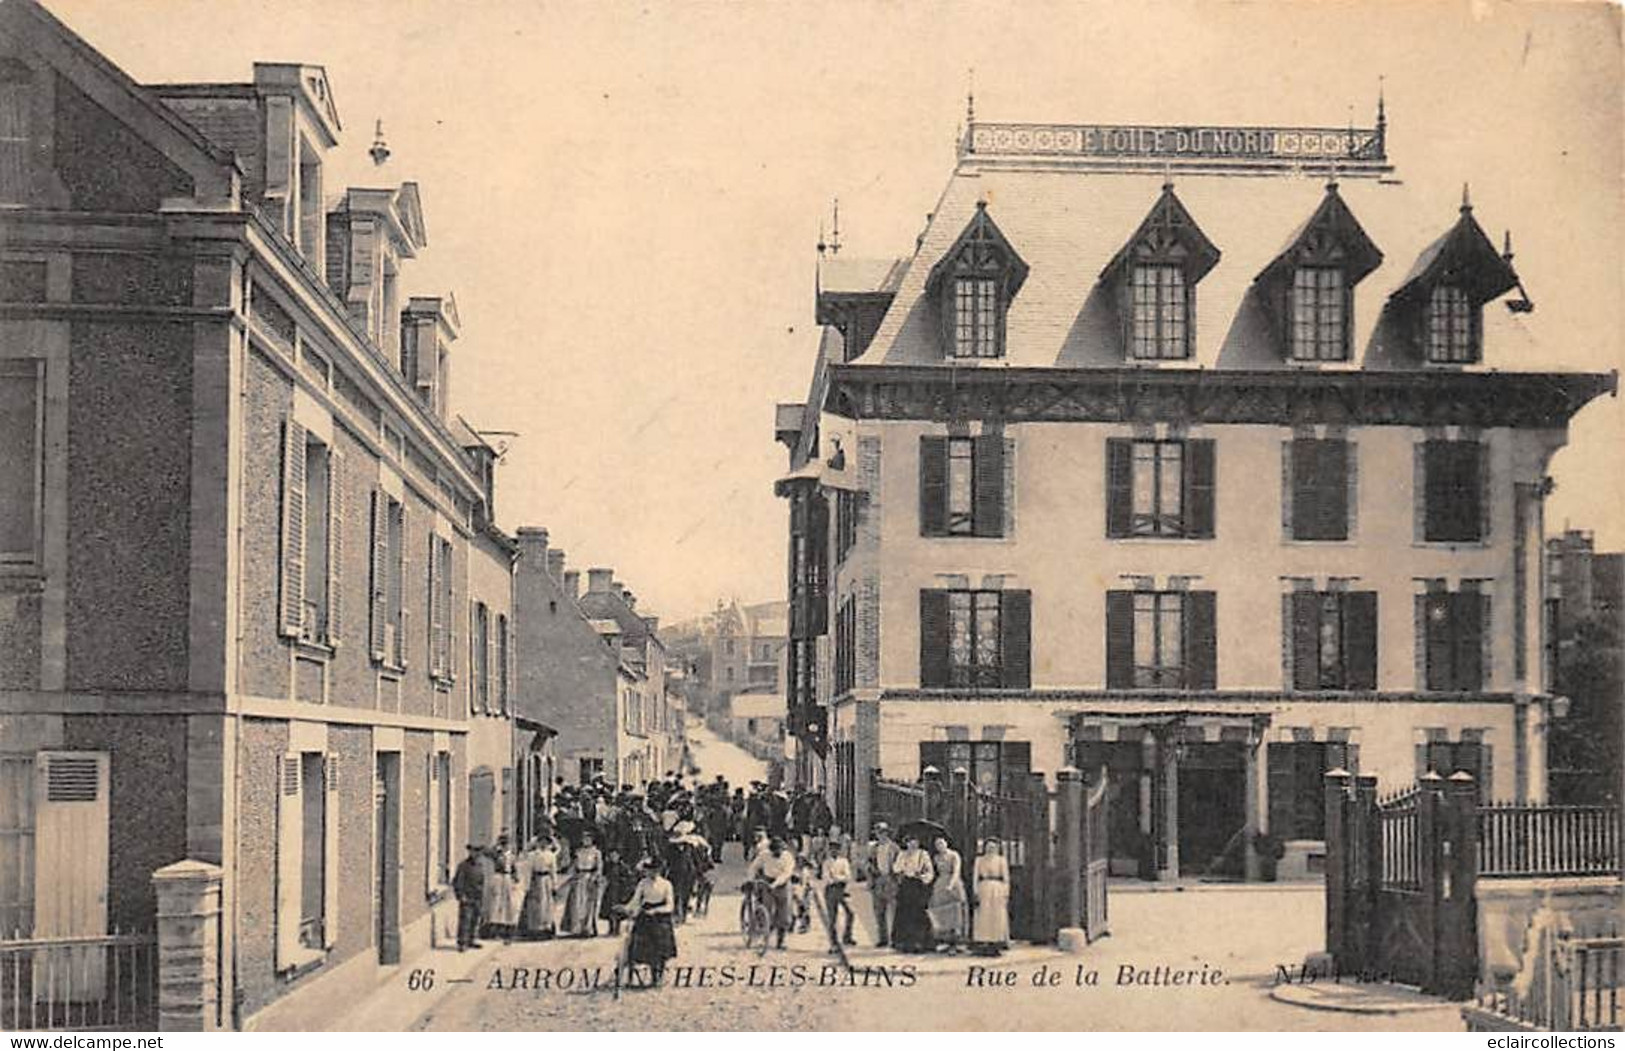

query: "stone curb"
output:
1269 981 1454 1015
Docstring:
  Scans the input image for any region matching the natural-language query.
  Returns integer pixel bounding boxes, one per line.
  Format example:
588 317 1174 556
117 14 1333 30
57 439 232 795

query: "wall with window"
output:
870 417 1532 694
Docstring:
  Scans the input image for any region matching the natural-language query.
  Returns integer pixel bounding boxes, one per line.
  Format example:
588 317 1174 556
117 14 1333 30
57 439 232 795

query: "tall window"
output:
427 534 455 684
434 752 452 886
295 138 323 269
280 420 342 647
0 360 42 566
1421 588 1489 692
834 598 856 696
1106 589 1217 690
919 589 1031 690
1290 267 1347 361
920 435 1007 539
1420 439 1485 543
371 491 407 667
1106 438 1215 539
496 613 510 714
953 277 998 358
472 601 490 713
1267 740 1359 840
1286 438 1353 541
0 62 32 206
1130 264 1188 359
1426 285 1476 363
1287 591 1378 691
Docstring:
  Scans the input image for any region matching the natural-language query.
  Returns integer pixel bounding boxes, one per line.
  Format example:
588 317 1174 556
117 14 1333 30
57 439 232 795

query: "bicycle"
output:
738 878 773 956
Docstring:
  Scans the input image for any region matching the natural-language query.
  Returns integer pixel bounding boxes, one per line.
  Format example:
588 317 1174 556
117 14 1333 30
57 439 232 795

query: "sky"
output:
42 0 1624 623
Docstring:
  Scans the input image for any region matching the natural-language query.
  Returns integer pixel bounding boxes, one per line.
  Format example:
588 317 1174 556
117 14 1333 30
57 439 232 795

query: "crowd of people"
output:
450 772 1013 986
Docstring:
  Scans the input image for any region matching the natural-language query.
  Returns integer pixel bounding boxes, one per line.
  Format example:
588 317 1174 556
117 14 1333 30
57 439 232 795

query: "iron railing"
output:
1479 804 1621 879
0 930 157 1031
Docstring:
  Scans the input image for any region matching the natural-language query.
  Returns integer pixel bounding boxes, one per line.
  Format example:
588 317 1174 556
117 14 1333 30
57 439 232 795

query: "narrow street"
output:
684 720 770 786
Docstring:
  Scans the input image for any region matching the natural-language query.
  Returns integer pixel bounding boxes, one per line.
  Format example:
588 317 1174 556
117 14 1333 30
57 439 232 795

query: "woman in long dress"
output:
519 837 560 939
619 858 678 987
483 837 523 940
890 833 936 953
559 831 605 937
928 836 968 952
972 837 1011 955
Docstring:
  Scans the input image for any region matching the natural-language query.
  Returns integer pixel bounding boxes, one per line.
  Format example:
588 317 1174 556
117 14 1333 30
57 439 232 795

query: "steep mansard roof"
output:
851 163 1547 372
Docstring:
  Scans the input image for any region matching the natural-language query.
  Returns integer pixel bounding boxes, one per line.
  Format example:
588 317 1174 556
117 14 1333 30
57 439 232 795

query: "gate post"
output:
1029 771 1056 943
1323 769 1352 966
151 860 223 1032
949 766 973 856
1417 770 1445 994
1436 771 1481 1000
1056 767 1085 938
1354 774 1380 974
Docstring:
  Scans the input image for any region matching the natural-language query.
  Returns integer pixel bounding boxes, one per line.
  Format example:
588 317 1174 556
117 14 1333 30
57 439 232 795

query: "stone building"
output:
774 109 1615 882
0 0 523 1027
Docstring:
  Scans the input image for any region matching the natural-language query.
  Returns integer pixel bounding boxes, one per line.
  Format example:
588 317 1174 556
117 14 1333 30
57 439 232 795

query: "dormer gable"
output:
401 294 458 420
924 201 1028 360
1386 192 1519 366
1100 183 1219 361
1254 182 1383 363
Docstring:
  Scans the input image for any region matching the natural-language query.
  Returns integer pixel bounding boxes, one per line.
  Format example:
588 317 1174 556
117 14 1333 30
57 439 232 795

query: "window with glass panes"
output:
1130 264 1188 359
946 437 975 535
1426 285 1476 363
1133 592 1184 688
947 590 1002 688
1290 267 1347 361
953 276 998 358
1131 440 1184 537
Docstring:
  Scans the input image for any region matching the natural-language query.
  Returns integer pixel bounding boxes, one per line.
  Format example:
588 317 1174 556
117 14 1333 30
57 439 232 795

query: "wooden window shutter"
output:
1280 441 1294 538
425 758 439 895
1413 443 1428 543
1105 590 1135 689
1318 441 1350 540
326 449 345 646
427 535 442 676
396 506 410 669
1002 436 1017 537
919 741 950 778
919 589 950 688
1266 744 1297 838
1343 591 1379 691
1453 592 1485 692
972 435 1005 537
1477 442 1492 540
503 616 514 715
323 755 339 948
919 436 948 537
1478 743 1493 803
999 589 1032 689
1000 742 1031 795
1185 439 1216 539
32 752 110 956
1345 441 1360 539
1105 439 1133 538
1290 591 1320 691
1184 590 1217 689
485 607 498 714
1424 593 1455 691
469 601 480 714
280 421 307 637
275 752 303 970
1415 742 1430 780
369 490 387 661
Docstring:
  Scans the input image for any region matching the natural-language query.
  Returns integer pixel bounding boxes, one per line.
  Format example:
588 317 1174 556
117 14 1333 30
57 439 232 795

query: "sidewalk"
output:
330 939 503 1032
1270 979 1461 1016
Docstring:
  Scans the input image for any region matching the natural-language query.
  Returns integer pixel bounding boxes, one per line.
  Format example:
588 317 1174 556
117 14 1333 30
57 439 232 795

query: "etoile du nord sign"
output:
967 122 1385 162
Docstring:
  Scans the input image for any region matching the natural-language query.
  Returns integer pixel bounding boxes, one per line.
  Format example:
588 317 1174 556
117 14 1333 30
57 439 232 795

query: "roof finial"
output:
1328 159 1341 191
829 197 841 256
1161 161 1174 192
369 119 391 167
1461 182 1472 213
966 66 976 127
1376 76 1386 129
1502 229 1514 264
816 216 827 257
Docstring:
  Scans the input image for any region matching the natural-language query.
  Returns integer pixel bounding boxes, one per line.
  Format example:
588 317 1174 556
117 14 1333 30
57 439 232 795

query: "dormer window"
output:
1258 184 1380 365
295 138 323 270
1130 264 1189 359
1425 284 1475 363
1102 184 1219 363
925 202 1028 362
0 61 33 206
1290 266 1348 361
954 276 999 358
1389 193 1518 368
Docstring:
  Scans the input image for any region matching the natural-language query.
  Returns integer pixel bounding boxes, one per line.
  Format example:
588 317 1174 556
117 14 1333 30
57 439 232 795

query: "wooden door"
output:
32 752 109 999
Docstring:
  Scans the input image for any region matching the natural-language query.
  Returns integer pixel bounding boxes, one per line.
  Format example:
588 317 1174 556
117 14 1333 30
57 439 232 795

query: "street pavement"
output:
684 720 770 786
396 856 1463 1031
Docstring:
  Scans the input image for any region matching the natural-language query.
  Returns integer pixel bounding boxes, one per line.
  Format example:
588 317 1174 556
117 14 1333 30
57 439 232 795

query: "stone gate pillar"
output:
151 859 223 1032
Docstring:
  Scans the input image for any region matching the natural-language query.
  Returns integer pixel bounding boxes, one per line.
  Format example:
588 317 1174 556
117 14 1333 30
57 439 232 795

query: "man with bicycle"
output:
745 835 797 949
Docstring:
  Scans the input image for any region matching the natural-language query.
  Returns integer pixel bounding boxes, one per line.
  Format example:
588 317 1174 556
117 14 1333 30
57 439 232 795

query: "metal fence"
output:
1466 935 1622 1032
1479 803 1621 879
0 931 157 1031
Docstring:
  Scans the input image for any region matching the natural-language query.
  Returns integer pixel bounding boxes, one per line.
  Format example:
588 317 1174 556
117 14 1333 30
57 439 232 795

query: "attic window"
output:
1102 185 1219 363
1130 264 1189 360
0 61 33 205
925 203 1028 362
1426 285 1476 363
1290 266 1348 361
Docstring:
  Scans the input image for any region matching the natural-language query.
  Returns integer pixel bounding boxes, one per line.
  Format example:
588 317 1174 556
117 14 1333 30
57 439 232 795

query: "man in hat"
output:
747 835 797 949
452 843 486 951
865 823 899 948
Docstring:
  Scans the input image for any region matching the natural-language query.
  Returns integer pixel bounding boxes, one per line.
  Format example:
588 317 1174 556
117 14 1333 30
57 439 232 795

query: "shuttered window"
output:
920 435 1006 538
280 422 343 646
0 360 42 566
834 598 856 696
1420 590 1489 692
1286 439 1351 541
920 740 1032 796
1266 741 1359 840
427 535 455 684
1422 440 1486 542
1287 591 1378 690
919 589 1030 689
370 492 407 666
1106 438 1215 539
0 62 30 206
1106 589 1217 689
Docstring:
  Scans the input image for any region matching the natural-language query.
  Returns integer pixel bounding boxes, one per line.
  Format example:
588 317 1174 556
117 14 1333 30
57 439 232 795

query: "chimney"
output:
624 591 637 611
546 549 565 582
516 526 549 562
563 570 581 601
587 568 614 594
642 615 660 635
